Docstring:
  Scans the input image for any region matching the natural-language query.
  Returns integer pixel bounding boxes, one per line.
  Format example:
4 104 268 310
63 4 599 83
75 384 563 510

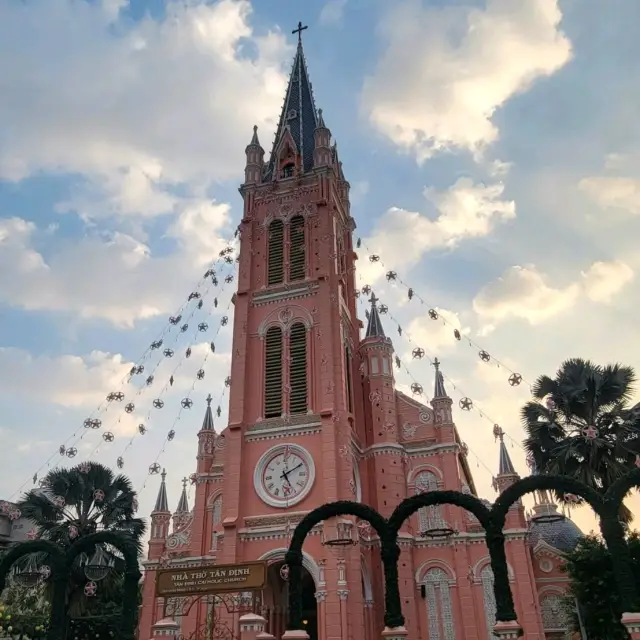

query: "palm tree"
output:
522 358 640 521
16 462 145 616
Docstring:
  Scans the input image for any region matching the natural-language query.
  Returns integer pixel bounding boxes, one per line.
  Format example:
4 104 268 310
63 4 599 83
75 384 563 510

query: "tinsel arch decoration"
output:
65 531 142 640
284 501 401 629
0 540 67 640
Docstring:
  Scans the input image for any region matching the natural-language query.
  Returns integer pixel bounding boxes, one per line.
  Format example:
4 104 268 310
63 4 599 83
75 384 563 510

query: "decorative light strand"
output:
88 260 236 464
356 240 531 390
8 249 232 500
111 284 234 469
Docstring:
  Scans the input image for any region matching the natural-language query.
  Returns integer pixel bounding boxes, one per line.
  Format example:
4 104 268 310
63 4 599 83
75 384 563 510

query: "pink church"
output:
138 32 583 640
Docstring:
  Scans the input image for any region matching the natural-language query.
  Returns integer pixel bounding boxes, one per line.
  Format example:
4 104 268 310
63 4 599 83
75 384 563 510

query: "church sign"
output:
155 561 267 597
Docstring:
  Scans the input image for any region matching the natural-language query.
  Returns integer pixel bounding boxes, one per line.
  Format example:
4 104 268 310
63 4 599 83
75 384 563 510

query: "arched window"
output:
415 471 446 533
424 568 455 640
268 220 285 286
211 495 222 551
264 326 283 418
481 565 497 636
289 322 307 414
289 215 305 281
541 594 568 631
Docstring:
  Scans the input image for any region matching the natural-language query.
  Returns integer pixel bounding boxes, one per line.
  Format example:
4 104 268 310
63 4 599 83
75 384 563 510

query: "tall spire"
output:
154 469 169 512
432 358 448 398
264 22 318 180
365 293 386 338
201 393 215 431
494 426 516 475
176 477 189 514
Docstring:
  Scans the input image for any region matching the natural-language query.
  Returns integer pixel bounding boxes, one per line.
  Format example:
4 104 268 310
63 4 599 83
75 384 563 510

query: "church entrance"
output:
263 561 317 640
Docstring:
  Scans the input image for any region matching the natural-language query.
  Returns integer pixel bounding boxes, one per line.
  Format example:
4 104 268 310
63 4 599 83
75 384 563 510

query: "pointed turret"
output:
201 393 215 431
432 358 448 398
244 125 264 186
172 477 191 531
264 24 319 181
313 108 332 168
493 425 520 494
154 469 169 513
365 293 386 339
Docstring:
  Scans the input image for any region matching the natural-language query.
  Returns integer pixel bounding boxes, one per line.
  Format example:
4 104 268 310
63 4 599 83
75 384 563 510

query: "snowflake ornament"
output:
84 581 98 597
545 397 556 410
93 489 105 502
9 508 21 521
39 565 51 580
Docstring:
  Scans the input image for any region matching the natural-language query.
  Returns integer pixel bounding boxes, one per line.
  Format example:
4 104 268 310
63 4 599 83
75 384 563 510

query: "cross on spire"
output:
292 21 308 43
368 292 378 305
182 477 189 488
161 468 167 481
432 357 441 370
206 393 213 407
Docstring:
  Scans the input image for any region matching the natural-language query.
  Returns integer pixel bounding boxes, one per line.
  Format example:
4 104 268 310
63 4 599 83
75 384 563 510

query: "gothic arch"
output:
472 555 515 582
415 559 456 585
258 548 321 586
257 305 314 337
537 585 566 597
407 464 444 485
361 556 373 602
207 490 223 507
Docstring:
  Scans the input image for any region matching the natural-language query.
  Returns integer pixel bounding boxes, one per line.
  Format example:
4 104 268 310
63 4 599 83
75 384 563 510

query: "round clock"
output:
254 443 315 508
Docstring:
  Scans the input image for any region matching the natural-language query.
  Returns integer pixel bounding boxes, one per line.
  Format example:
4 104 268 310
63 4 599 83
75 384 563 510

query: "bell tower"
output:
220 23 363 575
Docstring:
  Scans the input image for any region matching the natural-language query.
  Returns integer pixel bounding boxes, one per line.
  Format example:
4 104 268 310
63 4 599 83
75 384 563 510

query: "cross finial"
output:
432 357 441 370
181 477 188 489
368 292 378 305
292 21 308 43
161 468 167 481
206 393 212 406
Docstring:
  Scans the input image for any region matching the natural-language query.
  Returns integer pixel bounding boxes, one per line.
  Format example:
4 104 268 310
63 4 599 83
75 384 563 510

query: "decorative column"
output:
240 614 267 640
316 590 327 640
381 626 408 640
622 612 640 638
338 588 349 640
491 620 523 639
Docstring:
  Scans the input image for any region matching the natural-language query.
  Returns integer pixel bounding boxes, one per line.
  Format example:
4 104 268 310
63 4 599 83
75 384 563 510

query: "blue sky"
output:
1 0 639 533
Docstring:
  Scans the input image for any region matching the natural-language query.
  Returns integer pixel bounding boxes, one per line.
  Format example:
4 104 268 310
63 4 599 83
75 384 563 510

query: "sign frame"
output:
155 561 268 599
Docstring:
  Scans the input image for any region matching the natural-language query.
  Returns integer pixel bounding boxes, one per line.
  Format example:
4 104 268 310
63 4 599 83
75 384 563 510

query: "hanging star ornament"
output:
582 425 599 439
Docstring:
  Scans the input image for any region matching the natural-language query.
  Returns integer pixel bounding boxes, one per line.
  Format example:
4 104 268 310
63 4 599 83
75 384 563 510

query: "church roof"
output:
154 469 169 513
264 33 319 180
529 514 583 553
365 294 386 338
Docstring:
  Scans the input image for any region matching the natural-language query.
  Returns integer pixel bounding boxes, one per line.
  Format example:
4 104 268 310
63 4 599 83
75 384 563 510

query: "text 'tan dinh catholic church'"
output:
138 28 583 640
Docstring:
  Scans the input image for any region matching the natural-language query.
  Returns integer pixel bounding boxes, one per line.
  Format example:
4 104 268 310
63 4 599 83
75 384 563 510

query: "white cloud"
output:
579 177 640 216
406 307 470 355
474 260 634 326
581 260 634 303
0 347 131 409
358 178 515 284
473 265 581 325
319 0 347 26
0 0 290 216
0 204 231 327
362 0 572 161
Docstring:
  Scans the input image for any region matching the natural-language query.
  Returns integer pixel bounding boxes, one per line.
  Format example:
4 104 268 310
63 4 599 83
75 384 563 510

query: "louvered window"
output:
424 568 455 640
289 322 307 414
268 220 285 285
264 326 283 418
289 215 305 281
481 565 497 636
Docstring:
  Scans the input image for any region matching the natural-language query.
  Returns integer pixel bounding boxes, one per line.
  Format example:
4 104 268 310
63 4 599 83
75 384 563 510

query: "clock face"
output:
255 444 315 508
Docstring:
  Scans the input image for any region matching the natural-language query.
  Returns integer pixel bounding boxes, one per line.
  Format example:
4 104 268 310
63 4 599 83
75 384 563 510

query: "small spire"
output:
317 108 326 128
201 395 215 431
432 358 448 398
249 125 260 146
365 293 386 338
154 469 169 512
493 426 516 475
176 477 189 514
529 460 555 507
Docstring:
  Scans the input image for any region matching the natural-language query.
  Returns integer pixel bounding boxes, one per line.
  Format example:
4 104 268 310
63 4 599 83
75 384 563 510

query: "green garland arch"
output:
0 540 67 640
0 532 141 640
284 501 400 629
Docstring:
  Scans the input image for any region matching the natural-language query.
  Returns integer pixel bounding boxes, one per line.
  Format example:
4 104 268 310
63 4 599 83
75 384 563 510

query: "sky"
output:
1 0 640 536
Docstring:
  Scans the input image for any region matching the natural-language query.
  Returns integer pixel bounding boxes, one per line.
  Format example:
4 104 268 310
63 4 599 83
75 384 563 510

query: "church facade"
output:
138 33 582 640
